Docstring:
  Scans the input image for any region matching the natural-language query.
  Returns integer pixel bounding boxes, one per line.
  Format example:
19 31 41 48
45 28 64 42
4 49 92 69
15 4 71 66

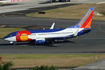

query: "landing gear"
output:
13 43 16 45
59 0 62 2
29 40 36 45
50 0 52 4
45 39 55 45
10 42 16 45
68 0 70 2
59 0 70 2
49 41 54 44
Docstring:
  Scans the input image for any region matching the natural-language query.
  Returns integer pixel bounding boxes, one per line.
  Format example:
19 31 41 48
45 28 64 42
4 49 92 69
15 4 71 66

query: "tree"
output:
29 65 58 70
0 56 14 70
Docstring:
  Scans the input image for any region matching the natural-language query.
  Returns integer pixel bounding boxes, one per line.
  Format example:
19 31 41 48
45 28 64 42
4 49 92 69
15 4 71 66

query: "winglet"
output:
50 22 55 29
68 7 94 28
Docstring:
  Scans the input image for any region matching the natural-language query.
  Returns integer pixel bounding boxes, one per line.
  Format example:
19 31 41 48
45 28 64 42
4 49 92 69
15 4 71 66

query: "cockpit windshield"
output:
6 31 18 37
7 34 13 37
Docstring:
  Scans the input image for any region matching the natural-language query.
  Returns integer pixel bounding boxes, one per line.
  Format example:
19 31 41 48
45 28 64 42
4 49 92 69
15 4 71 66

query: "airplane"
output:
3 7 94 45
47 0 70 4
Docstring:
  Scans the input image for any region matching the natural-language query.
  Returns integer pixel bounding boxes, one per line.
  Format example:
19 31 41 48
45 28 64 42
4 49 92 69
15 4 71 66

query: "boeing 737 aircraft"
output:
3 7 94 45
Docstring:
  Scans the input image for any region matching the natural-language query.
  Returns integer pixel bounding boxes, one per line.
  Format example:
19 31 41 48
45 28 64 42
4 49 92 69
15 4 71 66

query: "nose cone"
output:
3 37 6 40
3 36 16 42
3 36 11 41
3 36 8 40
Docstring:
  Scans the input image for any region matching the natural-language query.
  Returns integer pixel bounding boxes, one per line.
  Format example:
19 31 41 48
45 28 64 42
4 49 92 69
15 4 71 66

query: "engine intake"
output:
35 38 45 44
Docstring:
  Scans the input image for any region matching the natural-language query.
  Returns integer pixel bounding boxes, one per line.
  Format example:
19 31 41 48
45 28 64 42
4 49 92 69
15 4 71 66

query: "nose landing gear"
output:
10 42 16 45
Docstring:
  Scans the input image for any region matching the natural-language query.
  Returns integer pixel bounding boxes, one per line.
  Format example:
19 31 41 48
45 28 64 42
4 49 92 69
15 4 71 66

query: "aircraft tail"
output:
69 7 94 28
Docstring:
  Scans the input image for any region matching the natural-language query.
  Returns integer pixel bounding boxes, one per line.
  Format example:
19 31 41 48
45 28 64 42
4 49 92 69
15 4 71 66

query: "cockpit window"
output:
7 34 13 36
6 31 18 37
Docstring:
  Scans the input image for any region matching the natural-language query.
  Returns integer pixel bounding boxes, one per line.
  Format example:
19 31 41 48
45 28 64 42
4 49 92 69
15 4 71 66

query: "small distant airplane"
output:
47 0 70 3
3 7 94 45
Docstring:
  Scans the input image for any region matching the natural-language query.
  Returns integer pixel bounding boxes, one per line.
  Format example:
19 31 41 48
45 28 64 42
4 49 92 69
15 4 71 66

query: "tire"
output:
29 40 36 45
67 0 70 2
45 39 55 44
59 0 62 2
52 0 56 2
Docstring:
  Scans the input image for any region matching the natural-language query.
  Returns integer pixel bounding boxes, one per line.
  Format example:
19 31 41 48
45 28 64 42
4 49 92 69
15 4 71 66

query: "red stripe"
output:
80 10 94 28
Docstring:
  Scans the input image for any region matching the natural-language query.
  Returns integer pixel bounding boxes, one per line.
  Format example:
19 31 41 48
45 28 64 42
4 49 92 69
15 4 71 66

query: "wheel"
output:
67 0 70 2
52 0 56 2
29 40 36 45
59 0 62 2
49 0 52 3
45 39 55 44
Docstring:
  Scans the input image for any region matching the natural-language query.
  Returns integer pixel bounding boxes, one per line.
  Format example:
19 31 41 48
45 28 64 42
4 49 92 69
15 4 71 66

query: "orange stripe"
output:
85 19 92 28
80 10 94 28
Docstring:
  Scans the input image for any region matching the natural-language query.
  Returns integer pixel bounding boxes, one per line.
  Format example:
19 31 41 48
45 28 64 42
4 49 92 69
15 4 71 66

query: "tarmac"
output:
0 0 71 13
0 17 105 70
0 0 105 13
74 59 105 70
0 0 105 69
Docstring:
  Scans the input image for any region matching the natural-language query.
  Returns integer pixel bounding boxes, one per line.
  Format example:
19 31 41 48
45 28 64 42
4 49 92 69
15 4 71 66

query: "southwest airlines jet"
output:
3 7 94 45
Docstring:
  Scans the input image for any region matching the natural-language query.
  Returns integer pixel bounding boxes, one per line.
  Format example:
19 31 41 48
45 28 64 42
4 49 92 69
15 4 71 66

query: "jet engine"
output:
35 38 45 44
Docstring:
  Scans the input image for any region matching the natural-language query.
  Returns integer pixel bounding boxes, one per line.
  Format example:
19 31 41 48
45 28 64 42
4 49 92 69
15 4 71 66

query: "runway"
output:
0 0 105 13
0 16 105 54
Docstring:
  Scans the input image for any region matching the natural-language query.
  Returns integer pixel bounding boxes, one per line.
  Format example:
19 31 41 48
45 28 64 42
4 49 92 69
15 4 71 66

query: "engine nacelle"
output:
35 38 45 44
36 40 45 44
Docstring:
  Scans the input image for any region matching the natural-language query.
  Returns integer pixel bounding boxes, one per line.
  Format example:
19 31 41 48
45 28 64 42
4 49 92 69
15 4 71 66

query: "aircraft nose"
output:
3 36 7 40
3 36 16 42
3 36 10 41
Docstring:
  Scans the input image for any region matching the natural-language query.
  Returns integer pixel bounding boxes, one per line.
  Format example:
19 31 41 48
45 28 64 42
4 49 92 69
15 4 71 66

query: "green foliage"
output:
29 65 58 70
0 63 3 70
0 62 14 70
49 66 58 70
102 13 105 16
0 3 3 6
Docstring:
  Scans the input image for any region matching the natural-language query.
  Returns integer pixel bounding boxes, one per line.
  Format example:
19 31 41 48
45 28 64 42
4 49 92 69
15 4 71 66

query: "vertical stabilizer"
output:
69 7 94 28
